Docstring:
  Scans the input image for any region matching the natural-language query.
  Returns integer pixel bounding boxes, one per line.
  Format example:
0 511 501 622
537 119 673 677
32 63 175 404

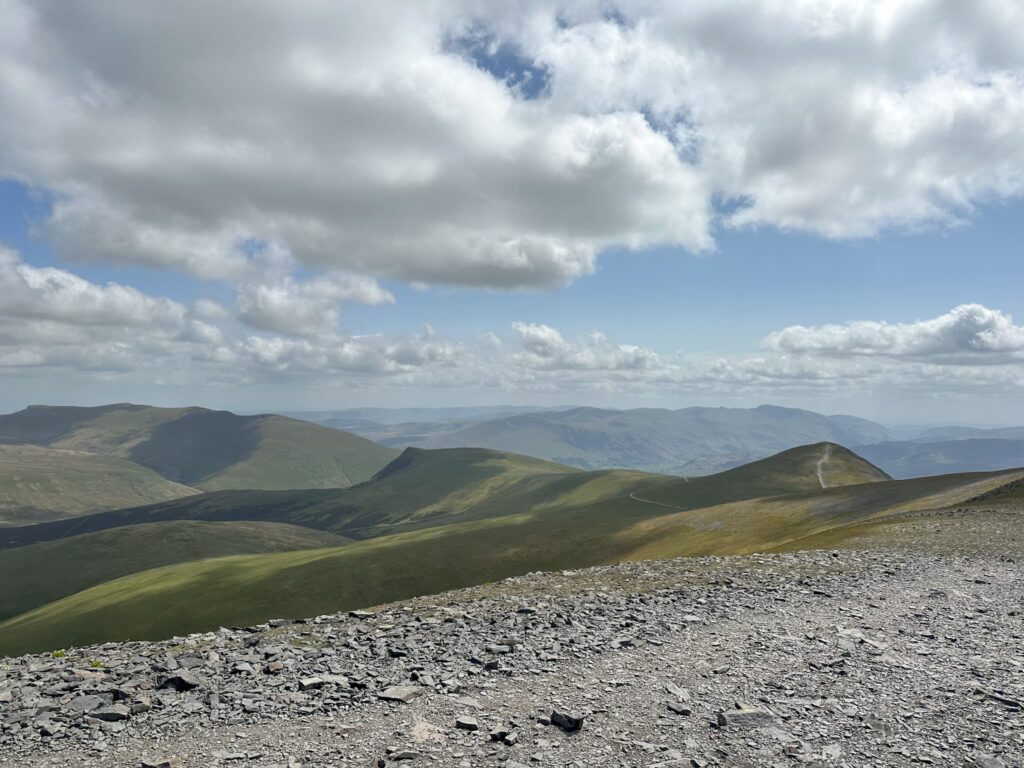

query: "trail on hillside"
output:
628 489 686 510
816 443 832 489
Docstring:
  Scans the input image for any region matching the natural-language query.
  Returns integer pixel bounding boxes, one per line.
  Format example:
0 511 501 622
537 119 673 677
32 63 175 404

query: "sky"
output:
1 0 1023 425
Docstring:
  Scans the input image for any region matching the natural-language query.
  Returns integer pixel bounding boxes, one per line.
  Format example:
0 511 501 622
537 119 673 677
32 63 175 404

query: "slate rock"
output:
156 672 200 692
378 686 425 703
550 710 584 732
716 708 773 728
91 703 131 722
139 758 182 768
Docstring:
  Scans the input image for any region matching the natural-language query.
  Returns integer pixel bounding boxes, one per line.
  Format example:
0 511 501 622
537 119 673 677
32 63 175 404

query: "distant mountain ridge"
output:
324 404 893 475
311 404 1024 479
857 438 1024 479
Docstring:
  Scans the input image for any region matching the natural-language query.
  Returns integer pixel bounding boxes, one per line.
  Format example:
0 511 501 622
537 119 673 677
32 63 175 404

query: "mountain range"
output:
301 404 1024 478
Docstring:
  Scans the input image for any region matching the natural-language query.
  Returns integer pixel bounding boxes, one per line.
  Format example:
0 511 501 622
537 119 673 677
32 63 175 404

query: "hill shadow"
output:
129 410 261 484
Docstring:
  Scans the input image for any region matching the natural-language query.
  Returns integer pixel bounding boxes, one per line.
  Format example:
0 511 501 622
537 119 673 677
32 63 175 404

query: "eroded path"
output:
816 443 832 488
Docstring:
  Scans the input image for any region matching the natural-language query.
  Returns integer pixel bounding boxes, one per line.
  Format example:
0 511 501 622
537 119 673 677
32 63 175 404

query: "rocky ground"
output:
1 507 1022 768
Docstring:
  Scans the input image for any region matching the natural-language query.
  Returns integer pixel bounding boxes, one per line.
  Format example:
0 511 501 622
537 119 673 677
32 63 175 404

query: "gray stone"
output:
378 686 425 703
550 710 584 732
68 694 109 714
156 672 200 692
716 708 773 728
91 704 131 722
139 758 182 768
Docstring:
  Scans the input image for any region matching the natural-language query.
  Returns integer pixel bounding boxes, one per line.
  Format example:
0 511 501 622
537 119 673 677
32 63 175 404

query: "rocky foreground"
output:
2 538 1023 767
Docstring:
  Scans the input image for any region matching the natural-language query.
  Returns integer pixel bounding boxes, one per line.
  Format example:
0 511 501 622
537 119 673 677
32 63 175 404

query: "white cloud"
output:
0 250 1021 410
764 304 1024 363
0 246 186 328
513 322 659 371
236 272 394 337
2 1 1021 292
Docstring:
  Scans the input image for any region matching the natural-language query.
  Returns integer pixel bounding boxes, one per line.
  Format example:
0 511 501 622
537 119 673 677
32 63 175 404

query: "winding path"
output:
816 443 832 489
629 475 688 510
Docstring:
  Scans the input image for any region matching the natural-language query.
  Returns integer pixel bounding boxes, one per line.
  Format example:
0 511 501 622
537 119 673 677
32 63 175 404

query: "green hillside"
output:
0 442 980 656
0 444 199 526
0 521 348 622
0 404 398 491
0 464 1018 656
636 442 890 507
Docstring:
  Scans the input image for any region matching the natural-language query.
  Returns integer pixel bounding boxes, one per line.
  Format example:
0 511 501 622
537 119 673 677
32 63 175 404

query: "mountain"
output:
0 404 398 491
354 404 893 474
10 441 1011 656
0 444 199 526
857 438 1024 479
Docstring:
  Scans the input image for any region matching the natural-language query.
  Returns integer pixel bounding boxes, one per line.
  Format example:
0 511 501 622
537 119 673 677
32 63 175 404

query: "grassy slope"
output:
634 443 889 508
0 521 348 623
0 445 199 526
0 404 398 492
0 444 965 656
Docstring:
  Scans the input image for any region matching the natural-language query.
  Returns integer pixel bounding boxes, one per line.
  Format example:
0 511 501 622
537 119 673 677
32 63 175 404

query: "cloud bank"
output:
1 247 1020 406
1 0 1023 293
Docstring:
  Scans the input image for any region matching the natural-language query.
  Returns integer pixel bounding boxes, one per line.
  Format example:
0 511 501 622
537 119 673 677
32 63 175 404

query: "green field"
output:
3 441 1017 656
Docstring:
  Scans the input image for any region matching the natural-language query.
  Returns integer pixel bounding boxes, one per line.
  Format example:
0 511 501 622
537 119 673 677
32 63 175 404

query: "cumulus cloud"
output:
236 272 394 337
0 246 186 328
0 249 1021 409
512 322 659 371
764 304 1024 363
2 1 1022 292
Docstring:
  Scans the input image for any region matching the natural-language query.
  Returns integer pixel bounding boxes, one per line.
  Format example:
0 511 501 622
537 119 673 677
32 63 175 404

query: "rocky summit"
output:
2 541 1022 768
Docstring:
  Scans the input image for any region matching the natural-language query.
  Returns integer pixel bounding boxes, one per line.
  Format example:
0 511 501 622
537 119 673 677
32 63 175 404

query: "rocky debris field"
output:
2 540 1023 767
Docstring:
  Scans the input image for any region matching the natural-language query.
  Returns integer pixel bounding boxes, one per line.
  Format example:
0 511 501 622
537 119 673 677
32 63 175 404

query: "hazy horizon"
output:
0 398 1018 432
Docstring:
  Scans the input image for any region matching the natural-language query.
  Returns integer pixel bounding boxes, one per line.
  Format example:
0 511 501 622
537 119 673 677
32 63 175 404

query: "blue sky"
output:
1 1 1023 424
